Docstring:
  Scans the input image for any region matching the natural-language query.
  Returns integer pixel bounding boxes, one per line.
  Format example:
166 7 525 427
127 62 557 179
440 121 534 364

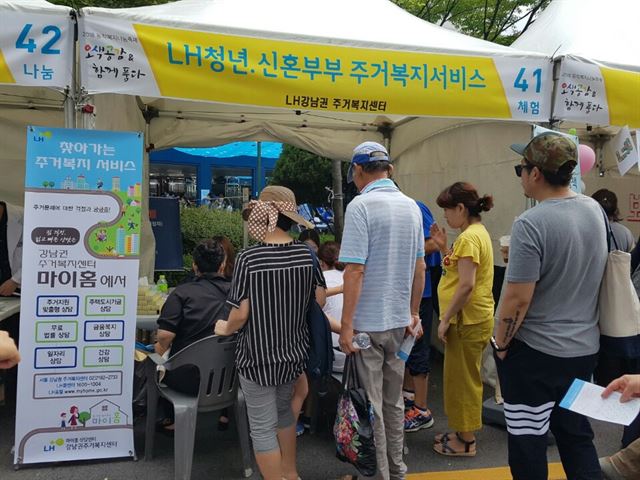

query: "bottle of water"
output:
352 333 371 350
157 275 168 294
396 334 417 362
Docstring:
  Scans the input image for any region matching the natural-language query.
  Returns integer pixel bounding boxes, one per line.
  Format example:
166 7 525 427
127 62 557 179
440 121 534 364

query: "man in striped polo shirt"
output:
339 142 425 480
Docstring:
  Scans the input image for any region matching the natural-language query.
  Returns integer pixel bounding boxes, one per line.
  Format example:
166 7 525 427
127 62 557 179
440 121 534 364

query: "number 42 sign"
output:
0 12 73 88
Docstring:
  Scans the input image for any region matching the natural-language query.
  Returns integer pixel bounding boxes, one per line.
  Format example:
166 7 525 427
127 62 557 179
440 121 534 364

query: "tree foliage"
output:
392 0 550 44
52 0 168 8
270 145 339 206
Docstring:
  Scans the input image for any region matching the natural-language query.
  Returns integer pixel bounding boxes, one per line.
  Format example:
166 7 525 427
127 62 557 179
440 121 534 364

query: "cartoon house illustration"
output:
89 399 129 426
62 175 74 190
76 175 90 190
112 176 121 192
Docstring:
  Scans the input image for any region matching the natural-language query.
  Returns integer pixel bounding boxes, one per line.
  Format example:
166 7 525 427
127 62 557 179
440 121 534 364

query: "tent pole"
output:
331 158 344 242
64 11 78 129
256 141 262 193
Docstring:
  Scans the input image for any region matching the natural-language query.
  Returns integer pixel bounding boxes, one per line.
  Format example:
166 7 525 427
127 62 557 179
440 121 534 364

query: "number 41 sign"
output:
0 12 73 88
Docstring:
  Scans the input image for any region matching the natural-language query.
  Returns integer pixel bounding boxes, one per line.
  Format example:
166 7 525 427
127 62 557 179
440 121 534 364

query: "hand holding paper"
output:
560 378 640 426
602 374 640 403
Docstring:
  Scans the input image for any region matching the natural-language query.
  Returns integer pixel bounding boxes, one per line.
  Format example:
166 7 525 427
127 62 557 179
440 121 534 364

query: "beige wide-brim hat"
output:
242 185 314 229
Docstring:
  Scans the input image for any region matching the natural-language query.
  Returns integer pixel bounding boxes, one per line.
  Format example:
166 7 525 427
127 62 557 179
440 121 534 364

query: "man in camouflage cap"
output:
491 131 608 479
511 131 578 174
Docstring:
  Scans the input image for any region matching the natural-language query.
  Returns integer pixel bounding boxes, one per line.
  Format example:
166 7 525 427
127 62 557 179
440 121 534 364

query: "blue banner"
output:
149 197 183 271
16 127 142 465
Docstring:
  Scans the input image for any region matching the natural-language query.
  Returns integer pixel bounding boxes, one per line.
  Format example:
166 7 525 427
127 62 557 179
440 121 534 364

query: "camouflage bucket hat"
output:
510 132 577 173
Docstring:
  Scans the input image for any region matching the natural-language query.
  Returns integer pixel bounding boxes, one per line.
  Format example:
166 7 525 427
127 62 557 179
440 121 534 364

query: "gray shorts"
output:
239 375 296 453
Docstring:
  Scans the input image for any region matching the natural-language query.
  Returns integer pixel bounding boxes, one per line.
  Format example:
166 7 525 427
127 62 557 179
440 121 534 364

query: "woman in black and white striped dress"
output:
215 186 325 480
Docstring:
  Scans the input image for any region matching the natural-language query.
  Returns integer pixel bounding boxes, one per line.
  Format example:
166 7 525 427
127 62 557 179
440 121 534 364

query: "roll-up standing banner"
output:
14 127 143 466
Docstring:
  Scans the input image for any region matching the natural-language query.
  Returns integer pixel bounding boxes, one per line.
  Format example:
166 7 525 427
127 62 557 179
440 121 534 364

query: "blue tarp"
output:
174 142 282 159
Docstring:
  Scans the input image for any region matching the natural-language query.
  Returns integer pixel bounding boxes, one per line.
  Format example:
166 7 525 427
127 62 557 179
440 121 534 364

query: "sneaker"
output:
300 415 311 430
404 407 434 432
402 390 415 411
296 420 305 437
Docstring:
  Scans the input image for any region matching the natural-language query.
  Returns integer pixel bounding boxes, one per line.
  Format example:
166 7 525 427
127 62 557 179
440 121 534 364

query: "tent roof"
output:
82 0 541 58
0 0 72 14
82 0 551 151
513 0 640 72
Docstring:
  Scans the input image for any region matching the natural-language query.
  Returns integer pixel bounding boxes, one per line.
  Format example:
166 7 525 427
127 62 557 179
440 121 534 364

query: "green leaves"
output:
270 145 332 206
270 145 349 206
392 0 551 45
180 207 245 254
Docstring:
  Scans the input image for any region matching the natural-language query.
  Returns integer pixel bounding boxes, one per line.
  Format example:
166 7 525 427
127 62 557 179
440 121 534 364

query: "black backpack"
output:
305 247 334 394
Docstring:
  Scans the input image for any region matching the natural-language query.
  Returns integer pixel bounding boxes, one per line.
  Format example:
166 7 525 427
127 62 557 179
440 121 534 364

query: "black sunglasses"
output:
514 163 534 177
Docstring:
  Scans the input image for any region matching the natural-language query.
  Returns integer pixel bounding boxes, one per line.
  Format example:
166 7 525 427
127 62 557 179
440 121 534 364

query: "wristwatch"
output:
490 336 510 353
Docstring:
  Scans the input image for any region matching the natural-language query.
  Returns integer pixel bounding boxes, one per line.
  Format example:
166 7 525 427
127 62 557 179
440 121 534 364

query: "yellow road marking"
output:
407 463 566 480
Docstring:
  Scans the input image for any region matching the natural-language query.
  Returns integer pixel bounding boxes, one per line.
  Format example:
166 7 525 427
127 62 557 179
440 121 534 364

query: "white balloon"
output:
580 180 586 193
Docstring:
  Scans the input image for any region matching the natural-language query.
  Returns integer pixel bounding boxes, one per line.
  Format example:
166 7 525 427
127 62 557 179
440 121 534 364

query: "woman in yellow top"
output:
430 181 495 457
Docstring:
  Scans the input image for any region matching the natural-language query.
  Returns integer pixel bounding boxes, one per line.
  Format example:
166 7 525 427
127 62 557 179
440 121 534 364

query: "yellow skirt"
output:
443 319 493 432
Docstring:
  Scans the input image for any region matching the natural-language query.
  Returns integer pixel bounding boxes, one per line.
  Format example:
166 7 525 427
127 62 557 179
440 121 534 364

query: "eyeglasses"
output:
514 163 534 177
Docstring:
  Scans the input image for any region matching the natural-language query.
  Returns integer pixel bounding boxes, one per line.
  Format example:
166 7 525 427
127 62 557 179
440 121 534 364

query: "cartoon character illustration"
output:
96 229 108 243
96 178 104 190
127 219 138 231
69 406 79 427
60 412 67 428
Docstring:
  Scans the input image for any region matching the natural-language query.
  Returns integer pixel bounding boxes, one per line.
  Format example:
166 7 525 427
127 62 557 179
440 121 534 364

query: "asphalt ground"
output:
0 352 624 480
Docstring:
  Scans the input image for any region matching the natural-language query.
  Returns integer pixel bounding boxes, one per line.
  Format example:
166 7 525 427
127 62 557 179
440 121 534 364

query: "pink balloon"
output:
579 144 596 174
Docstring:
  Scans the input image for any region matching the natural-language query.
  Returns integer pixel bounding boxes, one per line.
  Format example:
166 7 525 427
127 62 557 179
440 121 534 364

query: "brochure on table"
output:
14 127 143 466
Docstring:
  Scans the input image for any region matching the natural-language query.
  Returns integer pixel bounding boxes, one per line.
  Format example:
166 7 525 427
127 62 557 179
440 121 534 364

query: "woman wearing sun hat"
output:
215 185 326 480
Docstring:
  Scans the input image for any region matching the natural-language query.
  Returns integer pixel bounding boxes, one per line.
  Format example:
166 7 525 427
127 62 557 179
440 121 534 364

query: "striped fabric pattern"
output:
504 401 555 436
227 241 325 386
339 179 425 332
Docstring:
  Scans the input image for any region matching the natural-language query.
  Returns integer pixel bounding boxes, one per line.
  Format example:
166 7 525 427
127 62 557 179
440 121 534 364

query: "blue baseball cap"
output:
347 141 391 183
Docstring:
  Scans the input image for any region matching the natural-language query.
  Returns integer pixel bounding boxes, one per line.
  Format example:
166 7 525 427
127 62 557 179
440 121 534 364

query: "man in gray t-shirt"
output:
491 132 607 480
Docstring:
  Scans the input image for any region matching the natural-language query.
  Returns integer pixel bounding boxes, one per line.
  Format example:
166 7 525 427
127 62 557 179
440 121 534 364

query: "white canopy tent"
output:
77 0 553 153
514 0 640 74
4 0 560 268
512 0 640 238
514 0 640 133
75 0 555 255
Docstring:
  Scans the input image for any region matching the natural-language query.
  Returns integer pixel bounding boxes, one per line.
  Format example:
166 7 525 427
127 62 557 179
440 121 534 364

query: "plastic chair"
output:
144 335 253 479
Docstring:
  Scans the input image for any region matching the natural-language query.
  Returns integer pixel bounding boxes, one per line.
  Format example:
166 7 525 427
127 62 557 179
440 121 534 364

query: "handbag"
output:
333 355 377 477
598 213 640 339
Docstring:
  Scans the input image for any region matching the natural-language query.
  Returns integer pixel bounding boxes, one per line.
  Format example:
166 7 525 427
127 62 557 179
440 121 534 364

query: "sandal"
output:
433 432 452 444
433 432 476 457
